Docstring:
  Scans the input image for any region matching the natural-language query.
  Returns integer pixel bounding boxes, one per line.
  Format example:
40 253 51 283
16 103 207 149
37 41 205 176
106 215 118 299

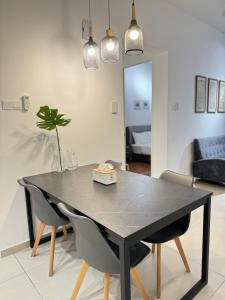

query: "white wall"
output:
124 62 152 127
1 0 225 252
0 0 125 252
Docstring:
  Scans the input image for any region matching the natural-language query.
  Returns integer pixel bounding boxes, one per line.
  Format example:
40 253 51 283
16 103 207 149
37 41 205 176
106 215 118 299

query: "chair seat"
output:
108 241 150 268
144 215 190 244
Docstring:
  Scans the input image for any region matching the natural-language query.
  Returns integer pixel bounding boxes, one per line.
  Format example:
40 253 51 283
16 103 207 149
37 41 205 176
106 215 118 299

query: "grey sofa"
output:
193 135 225 183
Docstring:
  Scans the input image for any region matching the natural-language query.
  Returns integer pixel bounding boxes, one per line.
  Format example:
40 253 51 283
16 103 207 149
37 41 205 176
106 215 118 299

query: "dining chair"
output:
144 170 193 298
58 203 151 300
18 179 70 276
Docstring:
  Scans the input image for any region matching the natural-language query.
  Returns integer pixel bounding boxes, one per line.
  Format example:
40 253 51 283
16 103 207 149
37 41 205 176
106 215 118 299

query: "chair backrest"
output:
58 203 120 274
160 170 194 187
17 179 64 226
105 160 122 170
160 170 193 232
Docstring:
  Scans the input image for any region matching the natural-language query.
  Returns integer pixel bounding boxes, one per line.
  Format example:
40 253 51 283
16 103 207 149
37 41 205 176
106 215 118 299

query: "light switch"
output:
21 96 30 111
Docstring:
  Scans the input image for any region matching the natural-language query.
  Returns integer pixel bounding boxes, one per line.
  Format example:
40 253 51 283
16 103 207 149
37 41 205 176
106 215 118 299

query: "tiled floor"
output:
1 181 225 299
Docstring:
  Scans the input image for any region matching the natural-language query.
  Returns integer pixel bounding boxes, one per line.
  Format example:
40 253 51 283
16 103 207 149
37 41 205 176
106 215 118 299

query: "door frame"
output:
123 50 169 178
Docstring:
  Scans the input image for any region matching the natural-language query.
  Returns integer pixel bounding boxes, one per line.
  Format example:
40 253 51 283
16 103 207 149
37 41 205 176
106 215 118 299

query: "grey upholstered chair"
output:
18 179 70 276
144 170 193 298
58 203 151 300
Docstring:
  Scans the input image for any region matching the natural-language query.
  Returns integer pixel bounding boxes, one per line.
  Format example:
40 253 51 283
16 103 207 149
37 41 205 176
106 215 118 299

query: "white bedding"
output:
131 144 151 155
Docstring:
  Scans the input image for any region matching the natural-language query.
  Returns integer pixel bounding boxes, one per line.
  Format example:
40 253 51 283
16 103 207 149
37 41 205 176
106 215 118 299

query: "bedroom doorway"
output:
124 62 152 176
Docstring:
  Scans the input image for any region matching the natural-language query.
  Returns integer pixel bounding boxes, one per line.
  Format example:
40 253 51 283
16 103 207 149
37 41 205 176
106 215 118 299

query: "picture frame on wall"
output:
195 75 207 113
142 100 150 110
218 80 225 113
207 78 218 113
134 100 141 110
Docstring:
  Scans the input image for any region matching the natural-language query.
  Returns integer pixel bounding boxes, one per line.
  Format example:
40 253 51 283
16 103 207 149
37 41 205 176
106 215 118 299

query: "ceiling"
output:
164 0 225 33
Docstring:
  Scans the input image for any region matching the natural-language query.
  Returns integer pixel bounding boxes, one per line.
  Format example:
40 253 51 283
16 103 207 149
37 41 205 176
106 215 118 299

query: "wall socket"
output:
1 96 30 111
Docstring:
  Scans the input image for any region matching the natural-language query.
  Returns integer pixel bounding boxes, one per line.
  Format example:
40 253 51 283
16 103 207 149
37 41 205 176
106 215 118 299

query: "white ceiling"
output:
164 0 225 33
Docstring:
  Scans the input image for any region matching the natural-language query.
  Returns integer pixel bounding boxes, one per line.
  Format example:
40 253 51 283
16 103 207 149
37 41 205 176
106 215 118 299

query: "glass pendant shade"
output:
83 36 99 70
101 29 119 62
125 1 143 55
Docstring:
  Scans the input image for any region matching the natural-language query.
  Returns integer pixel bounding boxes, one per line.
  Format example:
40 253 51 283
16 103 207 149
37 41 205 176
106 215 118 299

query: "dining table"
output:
22 164 212 300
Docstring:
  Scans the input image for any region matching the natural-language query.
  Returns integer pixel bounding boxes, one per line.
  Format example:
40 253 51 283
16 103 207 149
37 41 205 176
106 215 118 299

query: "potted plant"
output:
36 106 71 171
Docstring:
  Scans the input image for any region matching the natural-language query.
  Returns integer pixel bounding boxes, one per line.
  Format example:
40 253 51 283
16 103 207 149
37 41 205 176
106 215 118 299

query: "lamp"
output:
125 0 143 55
101 0 119 62
83 0 99 70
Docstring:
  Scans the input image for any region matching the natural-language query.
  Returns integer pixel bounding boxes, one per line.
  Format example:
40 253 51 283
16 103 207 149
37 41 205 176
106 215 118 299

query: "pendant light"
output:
101 0 119 62
125 0 143 55
83 0 99 70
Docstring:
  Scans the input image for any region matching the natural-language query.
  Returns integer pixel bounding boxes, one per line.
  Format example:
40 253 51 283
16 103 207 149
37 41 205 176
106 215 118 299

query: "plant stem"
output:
55 126 63 171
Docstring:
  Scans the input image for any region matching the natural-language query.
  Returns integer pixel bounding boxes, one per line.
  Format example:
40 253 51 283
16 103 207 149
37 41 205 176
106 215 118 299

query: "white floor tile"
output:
15 234 76 274
210 280 225 300
0 255 24 284
136 246 224 300
0 274 42 300
167 192 225 278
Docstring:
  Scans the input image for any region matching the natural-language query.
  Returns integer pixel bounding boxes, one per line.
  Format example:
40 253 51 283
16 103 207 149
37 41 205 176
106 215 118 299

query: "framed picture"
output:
218 80 225 113
142 100 150 110
195 75 207 113
207 78 218 113
134 100 141 110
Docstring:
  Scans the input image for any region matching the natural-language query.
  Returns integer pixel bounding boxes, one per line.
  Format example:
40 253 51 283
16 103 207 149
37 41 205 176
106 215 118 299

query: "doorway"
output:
124 62 152 176
123 49 169 178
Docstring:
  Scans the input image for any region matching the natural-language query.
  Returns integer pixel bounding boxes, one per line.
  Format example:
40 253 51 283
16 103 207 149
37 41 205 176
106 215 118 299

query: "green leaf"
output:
36 106 71 131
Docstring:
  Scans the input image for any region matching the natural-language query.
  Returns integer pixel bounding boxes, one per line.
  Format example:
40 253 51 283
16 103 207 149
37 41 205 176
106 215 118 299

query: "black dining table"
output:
23 164 212 300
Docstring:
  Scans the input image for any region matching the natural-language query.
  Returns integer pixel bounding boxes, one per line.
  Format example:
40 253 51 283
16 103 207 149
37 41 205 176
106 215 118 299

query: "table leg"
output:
24 188 35 248
181 196 211 300
120 241 131 300
201 197 211 282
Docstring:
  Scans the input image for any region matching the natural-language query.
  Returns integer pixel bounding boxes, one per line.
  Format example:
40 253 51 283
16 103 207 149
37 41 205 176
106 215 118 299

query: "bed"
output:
126 125 151 162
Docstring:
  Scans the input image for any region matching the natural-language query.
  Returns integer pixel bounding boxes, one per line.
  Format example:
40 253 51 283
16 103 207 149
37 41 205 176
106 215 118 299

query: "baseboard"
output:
1 240 30 258
0 227 73 258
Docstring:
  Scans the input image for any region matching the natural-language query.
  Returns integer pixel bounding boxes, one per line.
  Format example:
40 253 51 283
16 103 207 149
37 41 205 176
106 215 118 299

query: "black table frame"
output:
23 185 211 300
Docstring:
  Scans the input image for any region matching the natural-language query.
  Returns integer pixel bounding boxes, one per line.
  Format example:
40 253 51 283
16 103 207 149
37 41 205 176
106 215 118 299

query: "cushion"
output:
133 131 151 145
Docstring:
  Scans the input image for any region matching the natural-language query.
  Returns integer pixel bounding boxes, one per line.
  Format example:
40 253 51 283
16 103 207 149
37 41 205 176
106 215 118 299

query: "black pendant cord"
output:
108 0 111 29
89 0 92 37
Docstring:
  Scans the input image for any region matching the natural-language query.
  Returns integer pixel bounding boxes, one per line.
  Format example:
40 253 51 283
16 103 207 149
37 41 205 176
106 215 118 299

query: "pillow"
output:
133 131 151 144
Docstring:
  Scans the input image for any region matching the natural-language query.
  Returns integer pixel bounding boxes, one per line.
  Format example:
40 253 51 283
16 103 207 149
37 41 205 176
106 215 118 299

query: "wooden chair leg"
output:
156 244 161 298
131 267 150 300
62 225 68 241
71 261 89 300
152 244 156 254
175 238 191 273
104 273 110 300
49 226 57 277
31 223 45 257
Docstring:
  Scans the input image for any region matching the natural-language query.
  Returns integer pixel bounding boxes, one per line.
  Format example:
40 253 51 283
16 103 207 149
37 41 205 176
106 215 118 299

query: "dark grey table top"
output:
24 165 211 240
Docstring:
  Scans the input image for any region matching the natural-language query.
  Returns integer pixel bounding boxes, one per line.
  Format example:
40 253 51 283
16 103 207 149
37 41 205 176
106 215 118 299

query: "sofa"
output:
193 135 225 183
